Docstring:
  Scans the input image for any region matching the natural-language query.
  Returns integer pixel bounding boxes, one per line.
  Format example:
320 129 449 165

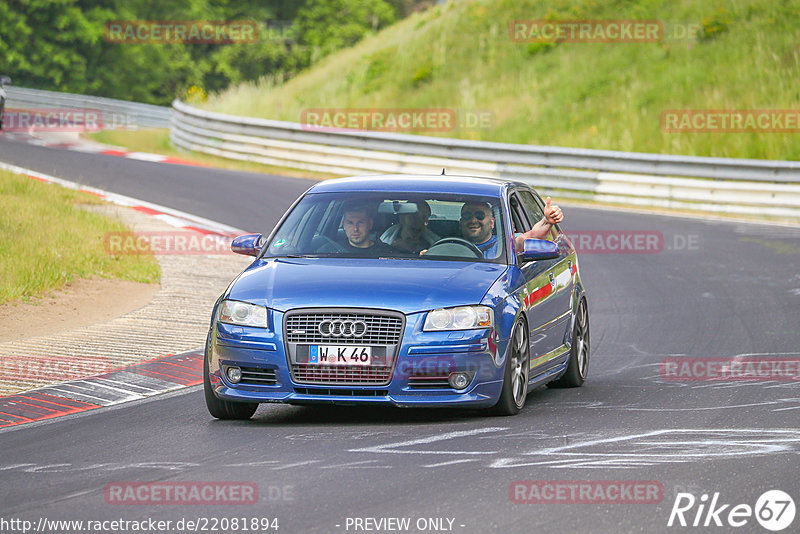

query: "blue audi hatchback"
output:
204 175 589 417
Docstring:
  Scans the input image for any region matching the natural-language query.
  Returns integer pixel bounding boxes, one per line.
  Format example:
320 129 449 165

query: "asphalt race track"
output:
1 137 799 533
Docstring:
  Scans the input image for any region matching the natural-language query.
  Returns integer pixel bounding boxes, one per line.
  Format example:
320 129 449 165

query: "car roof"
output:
306 174 528 196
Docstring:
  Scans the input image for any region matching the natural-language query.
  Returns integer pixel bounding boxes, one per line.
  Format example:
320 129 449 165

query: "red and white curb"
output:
0 161 251 428
1 131 206 166
95 148 207 166
0 350 205 428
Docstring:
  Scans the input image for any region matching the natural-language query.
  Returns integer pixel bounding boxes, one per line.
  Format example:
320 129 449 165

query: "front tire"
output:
204 350 258 420
491 318 530 415
549 298 589 388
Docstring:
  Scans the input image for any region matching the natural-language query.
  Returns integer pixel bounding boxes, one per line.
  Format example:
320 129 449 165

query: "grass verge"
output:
201 0 800 161
0 169 160 305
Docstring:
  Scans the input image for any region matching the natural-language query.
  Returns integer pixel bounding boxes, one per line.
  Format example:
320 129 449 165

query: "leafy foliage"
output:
0 0 412 104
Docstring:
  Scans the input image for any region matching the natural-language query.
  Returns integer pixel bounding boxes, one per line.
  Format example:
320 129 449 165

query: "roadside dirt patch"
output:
0 278 159 343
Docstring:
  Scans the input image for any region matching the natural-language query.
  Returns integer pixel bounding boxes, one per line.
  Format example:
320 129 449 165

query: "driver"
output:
459 198 564 259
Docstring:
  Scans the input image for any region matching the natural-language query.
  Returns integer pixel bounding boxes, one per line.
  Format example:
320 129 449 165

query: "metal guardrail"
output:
171 100 800 218
5 86 170 129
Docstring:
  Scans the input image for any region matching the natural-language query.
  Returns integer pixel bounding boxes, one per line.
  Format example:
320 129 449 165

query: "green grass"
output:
0 170 160 305
201 0 800 161
89 129 175 158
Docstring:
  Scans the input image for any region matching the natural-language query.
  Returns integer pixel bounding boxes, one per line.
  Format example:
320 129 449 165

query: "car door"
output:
519 190 575 368
508 191 561 365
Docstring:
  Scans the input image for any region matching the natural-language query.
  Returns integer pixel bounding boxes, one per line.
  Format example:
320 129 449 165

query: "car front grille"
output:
293 363 393 384
294 387 388 397
284 309 405 386
285 311 403 345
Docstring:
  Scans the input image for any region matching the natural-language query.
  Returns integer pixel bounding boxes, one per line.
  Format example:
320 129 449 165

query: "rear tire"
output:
204 350 258 420
549 298 589 388
491 318 529 416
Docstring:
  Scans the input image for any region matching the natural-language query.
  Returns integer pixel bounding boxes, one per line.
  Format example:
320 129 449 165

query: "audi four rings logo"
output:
318 319 368 337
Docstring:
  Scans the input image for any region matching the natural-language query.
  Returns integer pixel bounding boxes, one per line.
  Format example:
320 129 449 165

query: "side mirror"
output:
520 239 559 261
231 233 262 257
0 76 11 86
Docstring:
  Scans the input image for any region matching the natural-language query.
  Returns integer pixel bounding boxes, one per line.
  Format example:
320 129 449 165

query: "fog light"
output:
226 366 242 384
448 372 471 390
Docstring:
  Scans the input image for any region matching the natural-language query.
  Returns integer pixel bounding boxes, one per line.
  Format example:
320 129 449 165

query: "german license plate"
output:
309 345 372 365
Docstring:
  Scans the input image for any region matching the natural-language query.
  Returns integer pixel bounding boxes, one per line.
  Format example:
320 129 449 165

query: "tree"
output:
0 0 405 104
293 0 396 64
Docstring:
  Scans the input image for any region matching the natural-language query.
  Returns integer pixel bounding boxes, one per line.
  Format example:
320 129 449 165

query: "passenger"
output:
336 202 393 255
381 200 440 254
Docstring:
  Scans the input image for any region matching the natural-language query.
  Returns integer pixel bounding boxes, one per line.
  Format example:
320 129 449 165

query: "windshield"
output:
264 191 507 263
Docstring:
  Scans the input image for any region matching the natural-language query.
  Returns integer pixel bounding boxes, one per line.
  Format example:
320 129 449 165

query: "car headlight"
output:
217 300 268 328
423 305 493 331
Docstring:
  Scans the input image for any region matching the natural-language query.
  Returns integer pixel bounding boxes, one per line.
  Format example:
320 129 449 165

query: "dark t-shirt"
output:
346 240 393 256
319 239 394 256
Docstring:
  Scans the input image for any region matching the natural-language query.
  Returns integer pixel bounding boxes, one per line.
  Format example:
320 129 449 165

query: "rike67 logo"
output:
668 490 795 531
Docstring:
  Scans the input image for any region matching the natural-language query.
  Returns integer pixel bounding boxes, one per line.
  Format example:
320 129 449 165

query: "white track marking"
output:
223 461 280 468
270 460 321 470
422 459 479 468
320 460 391 469
489 429 800 469
348 427 509 455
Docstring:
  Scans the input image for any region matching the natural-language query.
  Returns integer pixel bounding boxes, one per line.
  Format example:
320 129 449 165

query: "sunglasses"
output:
461 210 489 221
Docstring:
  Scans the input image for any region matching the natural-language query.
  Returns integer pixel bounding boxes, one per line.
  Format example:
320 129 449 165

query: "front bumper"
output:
207 311 508 408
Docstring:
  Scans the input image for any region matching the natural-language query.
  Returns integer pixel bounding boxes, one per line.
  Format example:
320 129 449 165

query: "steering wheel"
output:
422 237 484 259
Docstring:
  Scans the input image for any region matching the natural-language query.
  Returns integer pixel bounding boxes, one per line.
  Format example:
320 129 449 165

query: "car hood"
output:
227 258 507 314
